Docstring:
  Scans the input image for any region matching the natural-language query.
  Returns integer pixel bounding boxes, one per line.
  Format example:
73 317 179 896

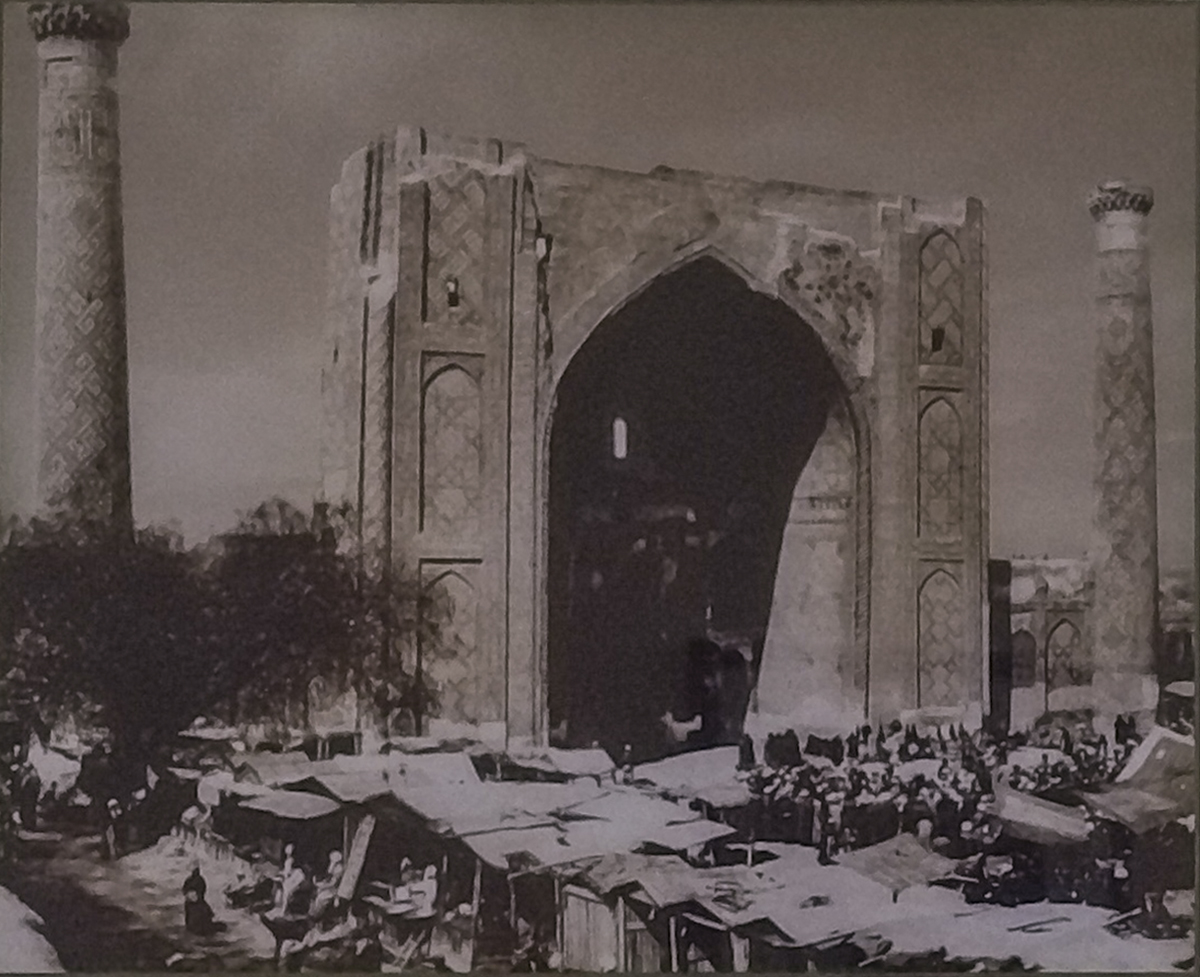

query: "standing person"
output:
102 797 121 860
716 647 751 746
17 763 40 831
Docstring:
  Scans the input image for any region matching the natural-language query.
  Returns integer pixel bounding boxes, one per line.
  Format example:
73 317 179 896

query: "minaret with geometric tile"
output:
27 0 133 534
1086 180 1159 716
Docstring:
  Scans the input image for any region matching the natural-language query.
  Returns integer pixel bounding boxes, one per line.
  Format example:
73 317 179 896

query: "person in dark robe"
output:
683 638 725 747
716 647 751 745
17 764 40 831
183 865 218 935
764 730 802 769
737 734 756 771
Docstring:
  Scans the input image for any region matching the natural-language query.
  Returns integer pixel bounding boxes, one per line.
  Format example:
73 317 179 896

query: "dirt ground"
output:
1 826 275 972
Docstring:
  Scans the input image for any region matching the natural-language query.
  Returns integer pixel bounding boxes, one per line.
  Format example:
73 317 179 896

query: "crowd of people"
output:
744 716 1145 854
730 714 1196 925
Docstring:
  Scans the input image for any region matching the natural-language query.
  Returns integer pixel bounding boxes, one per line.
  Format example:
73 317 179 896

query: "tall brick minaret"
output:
1086 180 1159 717
27 0 133 534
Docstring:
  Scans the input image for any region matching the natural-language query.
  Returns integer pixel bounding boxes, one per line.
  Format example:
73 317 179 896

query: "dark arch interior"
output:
547 257 845 761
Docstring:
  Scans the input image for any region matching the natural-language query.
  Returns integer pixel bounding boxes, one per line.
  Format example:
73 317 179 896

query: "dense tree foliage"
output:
0 500 439 772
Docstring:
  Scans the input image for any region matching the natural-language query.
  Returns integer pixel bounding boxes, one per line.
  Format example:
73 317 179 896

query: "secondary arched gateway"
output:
319 128 988 749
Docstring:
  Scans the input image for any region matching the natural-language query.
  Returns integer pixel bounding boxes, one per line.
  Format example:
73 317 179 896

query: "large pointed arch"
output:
537 245 874 747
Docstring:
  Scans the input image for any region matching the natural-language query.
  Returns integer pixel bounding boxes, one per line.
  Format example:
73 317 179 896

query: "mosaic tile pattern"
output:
918 230 964 365
33 20 131 530
918 398 963 539
918 568 965 707
1089 188 1159 699
420 565 480 724
426 166 487 326
421 362 483 539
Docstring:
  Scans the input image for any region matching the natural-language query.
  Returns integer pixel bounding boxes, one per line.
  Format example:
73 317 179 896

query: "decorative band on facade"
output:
28 1 130 43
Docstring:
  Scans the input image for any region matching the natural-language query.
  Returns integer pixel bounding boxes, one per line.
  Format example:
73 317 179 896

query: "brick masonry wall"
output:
322 129 991 741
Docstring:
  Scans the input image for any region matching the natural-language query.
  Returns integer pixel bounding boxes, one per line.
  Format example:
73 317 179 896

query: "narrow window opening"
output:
612 417 628 460
930 325 945 353
446 277 460 309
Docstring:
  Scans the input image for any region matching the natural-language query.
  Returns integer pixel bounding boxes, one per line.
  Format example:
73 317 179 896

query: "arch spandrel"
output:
543 236 875 421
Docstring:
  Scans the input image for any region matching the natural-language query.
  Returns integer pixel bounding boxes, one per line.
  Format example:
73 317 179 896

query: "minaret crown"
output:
1088 180 1153 222
28 0 130 44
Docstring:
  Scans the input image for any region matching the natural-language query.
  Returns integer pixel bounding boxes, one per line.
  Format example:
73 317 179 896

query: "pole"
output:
554 877 564 971
616 895 627 973
466 857 483 972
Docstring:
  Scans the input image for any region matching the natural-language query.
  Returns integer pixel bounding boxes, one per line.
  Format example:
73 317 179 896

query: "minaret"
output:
27 0 133 534
1086 180 1159 717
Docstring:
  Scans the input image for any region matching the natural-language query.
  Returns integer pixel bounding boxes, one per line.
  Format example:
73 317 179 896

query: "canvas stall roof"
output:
389 779 608 837
642 816 737 851
1087 773 1197 834
1114 725 1195 786
290 773 392 804
986 786 1091 846
197 771 269 808
872 899 1194 972
836 834 957 892
718 844 966 948
236 751 317 786
386 781 733 870
504 747 615 779
571 853 682 895
293 751 482 803
716 877 959 949
635 746 754 807
1164 680 1195 699
334 750 479 784
241 789 342 820
567 846 961 950
579 844 927 949
468 817 684 871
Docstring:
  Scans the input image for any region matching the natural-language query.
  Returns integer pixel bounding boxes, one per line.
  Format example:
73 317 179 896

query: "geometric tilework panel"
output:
421 363 483 539
918 568 965 707
918 230 964 366
918 398 963 540
426 167 487 327
1012 629 1039 689
1046 619 1091 691
36 77 132 525
1092 286 1159 675
420 565 480 724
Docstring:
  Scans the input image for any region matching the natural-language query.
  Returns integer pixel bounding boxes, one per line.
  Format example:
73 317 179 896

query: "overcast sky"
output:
1 2 1195 569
